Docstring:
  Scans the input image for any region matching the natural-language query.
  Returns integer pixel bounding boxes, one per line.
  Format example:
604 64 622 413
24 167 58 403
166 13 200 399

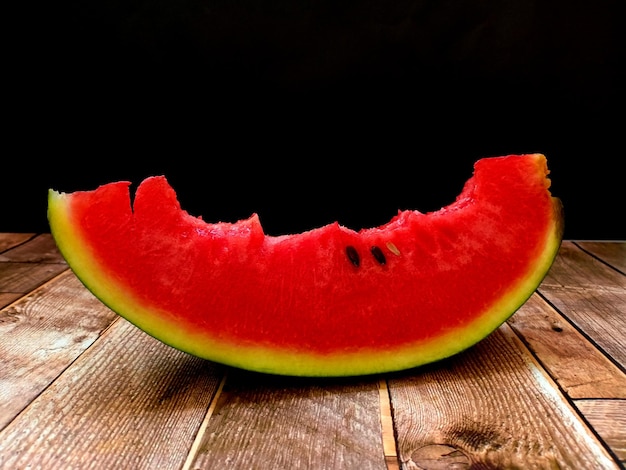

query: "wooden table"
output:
1 233 624 469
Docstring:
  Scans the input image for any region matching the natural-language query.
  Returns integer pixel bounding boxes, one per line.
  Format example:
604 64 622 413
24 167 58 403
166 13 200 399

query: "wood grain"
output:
0 233 35 252
0 318 223 470
0 233 65 263
508 294 626 399
577 241 626 274
0 292 21 309
189 370 389 469
0 234 68 295
0 261 68 294
574 399 626 465
538 242 626 370
388 325 619 469
0 271 118 429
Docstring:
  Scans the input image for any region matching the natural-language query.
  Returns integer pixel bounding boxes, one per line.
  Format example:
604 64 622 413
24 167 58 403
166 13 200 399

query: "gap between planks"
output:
182 374 228 470
379 379 400 470
181 375 400 470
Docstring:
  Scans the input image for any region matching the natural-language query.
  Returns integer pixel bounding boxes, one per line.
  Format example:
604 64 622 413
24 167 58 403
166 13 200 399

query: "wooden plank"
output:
0 271 118 430
508 294 626 399
188 370 389 469
0 292 21 309
0 233 65 263
0 233 68 294
0 262 68 294
388 325 619 469
539 242 626 369
574 399 626 466
0 233 35 252
0 318 223 470
0 234 68 294
576 241 626 274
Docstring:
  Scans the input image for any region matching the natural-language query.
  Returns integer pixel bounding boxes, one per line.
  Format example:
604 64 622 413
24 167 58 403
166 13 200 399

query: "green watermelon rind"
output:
48 155 564 377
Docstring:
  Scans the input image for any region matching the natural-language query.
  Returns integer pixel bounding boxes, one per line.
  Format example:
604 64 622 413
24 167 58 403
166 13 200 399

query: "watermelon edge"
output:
47 182 563 377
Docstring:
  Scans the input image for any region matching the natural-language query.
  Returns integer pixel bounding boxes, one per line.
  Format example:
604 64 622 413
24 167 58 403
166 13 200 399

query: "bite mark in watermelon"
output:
47 154 564 376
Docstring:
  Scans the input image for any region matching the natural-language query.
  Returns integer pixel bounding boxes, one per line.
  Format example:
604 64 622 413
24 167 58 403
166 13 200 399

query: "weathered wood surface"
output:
578 241 626 274
188 372 388 470
0 233 68 309
0 271 118 430
1 234 624 470
539 242 626 369
0 233 35 253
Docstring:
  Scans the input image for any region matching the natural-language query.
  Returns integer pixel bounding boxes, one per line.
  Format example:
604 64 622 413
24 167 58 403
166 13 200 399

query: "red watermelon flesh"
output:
47 153 563 376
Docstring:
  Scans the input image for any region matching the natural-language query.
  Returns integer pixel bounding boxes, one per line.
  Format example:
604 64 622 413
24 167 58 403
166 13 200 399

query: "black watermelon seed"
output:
370 246 386 265
345 246 360 267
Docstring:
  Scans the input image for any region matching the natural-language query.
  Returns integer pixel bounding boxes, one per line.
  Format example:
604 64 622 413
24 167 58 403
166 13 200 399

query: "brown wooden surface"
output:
0 234 624 470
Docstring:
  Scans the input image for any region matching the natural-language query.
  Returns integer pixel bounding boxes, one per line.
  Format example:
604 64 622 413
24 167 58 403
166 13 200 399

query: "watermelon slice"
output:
47 154 563 376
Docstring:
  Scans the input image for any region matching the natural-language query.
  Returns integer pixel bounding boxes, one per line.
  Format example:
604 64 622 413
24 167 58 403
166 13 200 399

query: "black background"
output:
5 0 625 239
